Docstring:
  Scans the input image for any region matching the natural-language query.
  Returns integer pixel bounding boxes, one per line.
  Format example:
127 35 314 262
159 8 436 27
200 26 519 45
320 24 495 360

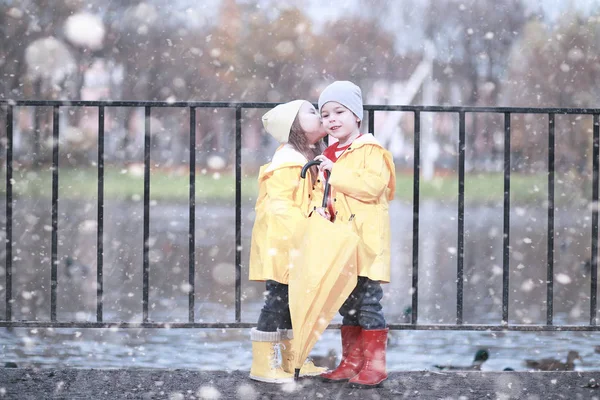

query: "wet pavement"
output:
1 369 600 399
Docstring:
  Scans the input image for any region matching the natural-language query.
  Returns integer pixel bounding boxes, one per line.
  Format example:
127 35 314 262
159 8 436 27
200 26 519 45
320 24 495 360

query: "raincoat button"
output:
317 179 320 183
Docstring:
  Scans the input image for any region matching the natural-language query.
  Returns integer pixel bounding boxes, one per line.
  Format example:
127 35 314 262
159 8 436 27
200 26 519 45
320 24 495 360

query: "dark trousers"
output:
256 280 292 332
339 276 386 329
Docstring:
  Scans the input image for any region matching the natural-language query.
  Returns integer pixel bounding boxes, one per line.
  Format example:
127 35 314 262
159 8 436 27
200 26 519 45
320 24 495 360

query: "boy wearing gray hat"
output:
315 80 396 388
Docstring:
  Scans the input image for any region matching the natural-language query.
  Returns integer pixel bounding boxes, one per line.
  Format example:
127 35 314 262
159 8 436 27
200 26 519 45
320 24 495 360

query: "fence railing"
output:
0 100 599 331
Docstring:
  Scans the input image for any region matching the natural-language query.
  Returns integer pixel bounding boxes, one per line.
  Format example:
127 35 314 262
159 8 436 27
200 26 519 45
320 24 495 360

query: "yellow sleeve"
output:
328 146 392 202
265 166 305 238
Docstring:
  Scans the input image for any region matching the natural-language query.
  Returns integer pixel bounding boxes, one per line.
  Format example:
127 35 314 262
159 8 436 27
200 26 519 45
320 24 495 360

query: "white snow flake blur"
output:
64 12 105 50
2 3 600 398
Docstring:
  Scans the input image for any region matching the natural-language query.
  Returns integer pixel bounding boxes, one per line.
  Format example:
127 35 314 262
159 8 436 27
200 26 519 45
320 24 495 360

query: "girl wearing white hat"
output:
248 100 328 383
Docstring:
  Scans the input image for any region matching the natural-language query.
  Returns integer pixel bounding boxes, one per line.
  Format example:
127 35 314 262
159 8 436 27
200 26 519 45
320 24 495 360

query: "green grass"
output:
3 166 257 202
0 166 588 204
402 172 548 204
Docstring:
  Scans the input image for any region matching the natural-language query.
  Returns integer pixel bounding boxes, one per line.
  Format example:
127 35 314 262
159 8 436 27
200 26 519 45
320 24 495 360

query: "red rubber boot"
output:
349 328 388 387
321 326 363 382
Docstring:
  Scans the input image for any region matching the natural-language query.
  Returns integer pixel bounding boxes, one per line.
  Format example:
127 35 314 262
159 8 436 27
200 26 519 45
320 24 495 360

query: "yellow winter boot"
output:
249 328 294 383
279 329 328 377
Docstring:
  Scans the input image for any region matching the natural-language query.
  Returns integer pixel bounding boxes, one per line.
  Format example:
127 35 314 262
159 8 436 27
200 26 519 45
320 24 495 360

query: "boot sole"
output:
249 374 294 384
321 377 351 383
348 381 384 388
283 369 327 377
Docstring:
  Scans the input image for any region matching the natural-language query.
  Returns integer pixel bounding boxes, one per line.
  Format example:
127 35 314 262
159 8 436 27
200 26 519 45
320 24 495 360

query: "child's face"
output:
320 101 360 141
298 101 326 144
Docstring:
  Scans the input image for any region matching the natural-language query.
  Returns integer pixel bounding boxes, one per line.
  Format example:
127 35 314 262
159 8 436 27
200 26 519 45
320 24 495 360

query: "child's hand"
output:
315 207 331 220
314 155 333 173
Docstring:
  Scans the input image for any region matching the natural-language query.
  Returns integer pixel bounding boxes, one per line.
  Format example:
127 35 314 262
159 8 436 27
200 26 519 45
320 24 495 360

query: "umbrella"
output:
288 160 360 379
307 161 336 222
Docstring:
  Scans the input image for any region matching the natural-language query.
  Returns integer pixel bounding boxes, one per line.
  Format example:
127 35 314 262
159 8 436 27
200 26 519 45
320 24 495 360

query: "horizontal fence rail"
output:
0 100 599 331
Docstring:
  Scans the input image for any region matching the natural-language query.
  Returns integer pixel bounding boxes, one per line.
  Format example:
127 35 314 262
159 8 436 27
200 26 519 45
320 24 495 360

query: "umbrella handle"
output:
322 170 331 209
300 160 321 179
301 160 335 221
322 170 336 221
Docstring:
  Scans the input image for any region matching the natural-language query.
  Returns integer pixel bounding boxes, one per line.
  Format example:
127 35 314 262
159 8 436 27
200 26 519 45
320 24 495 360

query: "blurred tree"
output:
1 0 86 99
238 6 320 101
8 0 595 173
312 14 398 89
504 12 600 175
425 0 526 105
1 4 30 99
1 0 102 166
424 0 527 168
505 14 600 108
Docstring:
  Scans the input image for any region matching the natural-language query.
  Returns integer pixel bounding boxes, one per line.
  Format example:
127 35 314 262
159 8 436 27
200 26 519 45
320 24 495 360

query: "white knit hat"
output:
261 100 305 143
318 81 363 121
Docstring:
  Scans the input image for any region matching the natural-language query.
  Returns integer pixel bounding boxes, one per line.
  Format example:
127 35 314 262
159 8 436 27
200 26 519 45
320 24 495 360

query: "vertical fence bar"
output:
50 106 59 321
457 111 466 324
5 105 13 321
412 111 420 324
235 107 242 323
591 114 599 326
502 112 511 325
97 106 105 322
143 106 151 322
189 107 196 323
546 113 555 326
368 109 374 135
33 102 41 168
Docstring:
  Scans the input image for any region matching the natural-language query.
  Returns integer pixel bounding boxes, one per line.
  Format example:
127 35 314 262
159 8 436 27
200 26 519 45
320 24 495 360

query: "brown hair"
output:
287 116 325 185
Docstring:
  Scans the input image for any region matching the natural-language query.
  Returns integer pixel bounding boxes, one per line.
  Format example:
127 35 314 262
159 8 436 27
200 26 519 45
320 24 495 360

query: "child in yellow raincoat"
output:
248 100 329 383
314 81 396 387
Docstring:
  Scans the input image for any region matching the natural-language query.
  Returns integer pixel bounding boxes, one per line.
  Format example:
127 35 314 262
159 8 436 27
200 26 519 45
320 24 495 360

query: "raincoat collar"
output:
341 133 379 151
263 144 307 175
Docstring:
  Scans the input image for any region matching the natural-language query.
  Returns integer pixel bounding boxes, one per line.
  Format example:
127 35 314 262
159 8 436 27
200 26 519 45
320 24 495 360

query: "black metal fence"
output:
0 100 598 331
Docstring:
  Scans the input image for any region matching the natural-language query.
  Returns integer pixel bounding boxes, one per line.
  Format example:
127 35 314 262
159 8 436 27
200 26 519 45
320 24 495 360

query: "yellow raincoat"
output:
326 134 396 283
249 144 321 284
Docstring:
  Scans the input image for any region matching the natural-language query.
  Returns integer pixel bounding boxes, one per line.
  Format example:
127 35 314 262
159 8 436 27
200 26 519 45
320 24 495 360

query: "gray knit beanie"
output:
318 81 363 121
